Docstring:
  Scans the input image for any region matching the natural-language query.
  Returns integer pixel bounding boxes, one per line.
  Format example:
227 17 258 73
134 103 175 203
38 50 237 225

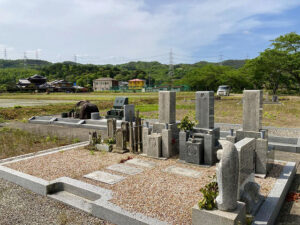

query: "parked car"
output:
217 85 230 96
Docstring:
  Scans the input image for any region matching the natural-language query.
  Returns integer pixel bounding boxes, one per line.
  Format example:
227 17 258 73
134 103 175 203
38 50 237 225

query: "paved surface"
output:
0 99 75 108
275 150 300 225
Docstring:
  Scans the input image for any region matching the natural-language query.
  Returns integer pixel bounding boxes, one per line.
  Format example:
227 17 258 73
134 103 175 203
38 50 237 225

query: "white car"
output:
217 85 230 96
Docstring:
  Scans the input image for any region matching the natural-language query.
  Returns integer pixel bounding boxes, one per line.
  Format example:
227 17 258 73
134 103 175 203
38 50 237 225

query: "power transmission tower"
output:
35 50 39 60
74 54 77 63
218 53 223 65
168 49 174 77
23 52 27 68
4 48 7 59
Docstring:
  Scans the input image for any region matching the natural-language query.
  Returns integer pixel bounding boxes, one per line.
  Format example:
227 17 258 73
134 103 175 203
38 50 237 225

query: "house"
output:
49 80 74 92
128 79 145 90
93 78 119 91
17 74 47 90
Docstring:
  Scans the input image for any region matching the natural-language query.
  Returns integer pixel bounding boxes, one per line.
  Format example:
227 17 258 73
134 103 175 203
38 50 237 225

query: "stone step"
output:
48 190 93 213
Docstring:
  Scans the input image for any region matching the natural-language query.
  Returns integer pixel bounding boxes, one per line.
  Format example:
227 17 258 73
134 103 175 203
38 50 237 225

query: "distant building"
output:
128 79 145 90
17 74 47 90
93 77 119 91
49 80 73 92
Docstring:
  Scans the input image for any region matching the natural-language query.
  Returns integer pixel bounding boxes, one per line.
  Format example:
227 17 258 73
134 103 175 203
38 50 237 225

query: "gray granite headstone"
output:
195 91 214 129
162 129 172 158
242 90 263 132
107 119 116 138
179 131 188 161
123 104 135 122
158 91 176 124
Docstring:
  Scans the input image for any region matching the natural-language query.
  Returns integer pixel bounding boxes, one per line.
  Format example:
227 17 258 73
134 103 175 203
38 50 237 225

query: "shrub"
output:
198 175 218 210
178 115 195 131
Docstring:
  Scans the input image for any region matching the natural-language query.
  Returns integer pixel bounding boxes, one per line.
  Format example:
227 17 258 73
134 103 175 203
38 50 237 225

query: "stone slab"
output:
192 201 246 225
164 165 201 178
125 158 156 168
106 164 143 175
84 171 125 185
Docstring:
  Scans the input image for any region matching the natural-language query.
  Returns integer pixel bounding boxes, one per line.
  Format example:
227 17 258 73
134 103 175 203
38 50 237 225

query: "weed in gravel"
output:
58 211 68 225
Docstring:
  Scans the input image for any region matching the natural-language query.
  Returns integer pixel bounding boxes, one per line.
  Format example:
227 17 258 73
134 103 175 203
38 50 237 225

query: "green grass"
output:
0 127 73 159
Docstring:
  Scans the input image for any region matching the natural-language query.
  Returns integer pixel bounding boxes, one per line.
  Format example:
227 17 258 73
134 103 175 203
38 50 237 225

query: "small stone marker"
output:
107 119 116 138
84 171 125 185
106 164 143 175
164 165 201 178
147 133 162 158
126 158 156 168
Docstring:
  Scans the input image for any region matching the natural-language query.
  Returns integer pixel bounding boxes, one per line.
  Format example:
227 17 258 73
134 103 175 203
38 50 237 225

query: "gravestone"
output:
147 133 162 158
242 90 263 132
113 128 128 153
91 112 100 120
216 141 239 211
142 127 151 155
255 138 272 175
195 91 214 129
107 118 116 138
158 91 176 124
121 121 129 142
179 131 188 161
123 104 135 122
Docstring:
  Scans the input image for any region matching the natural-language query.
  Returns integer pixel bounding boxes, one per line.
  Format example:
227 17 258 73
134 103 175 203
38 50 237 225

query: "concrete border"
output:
0 141 89 165
252 161 296 225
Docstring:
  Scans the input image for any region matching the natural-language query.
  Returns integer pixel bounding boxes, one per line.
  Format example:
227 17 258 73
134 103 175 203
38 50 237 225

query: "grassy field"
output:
0 127 76 159
0 92 299 128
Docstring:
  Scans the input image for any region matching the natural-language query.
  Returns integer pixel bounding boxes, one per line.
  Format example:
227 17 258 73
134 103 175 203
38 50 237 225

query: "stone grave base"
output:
192 201 246 225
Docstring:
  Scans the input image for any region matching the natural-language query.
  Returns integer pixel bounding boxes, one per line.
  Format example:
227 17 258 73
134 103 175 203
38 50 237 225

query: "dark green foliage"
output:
177 115 195 131
198 175 219 210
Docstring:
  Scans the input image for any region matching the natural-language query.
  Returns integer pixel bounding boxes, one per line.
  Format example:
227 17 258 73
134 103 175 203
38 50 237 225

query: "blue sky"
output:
0 0 299 64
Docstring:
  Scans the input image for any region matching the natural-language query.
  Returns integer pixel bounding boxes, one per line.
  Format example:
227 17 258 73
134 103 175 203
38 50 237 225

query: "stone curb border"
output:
0 141 89 165
0 143 168 225
252 161 296 225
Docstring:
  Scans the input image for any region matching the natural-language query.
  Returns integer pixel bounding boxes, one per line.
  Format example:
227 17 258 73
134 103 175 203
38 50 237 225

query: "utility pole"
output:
168 49 174 77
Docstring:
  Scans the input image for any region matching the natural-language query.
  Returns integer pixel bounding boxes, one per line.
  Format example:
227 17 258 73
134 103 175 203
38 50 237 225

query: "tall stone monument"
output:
159 91 176 124
196 91 214 129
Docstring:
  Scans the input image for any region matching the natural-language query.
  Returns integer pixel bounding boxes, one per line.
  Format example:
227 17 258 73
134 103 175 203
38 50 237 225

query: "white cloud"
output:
0 0 299 63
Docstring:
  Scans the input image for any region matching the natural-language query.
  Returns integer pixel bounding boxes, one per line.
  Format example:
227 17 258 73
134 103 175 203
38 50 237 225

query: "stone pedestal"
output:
162 129 172 158
147 133 162 158
192 202 246 225
186 140 204 164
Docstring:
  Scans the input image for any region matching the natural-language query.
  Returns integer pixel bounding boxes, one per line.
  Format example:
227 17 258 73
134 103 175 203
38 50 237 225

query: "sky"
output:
0 0 300 65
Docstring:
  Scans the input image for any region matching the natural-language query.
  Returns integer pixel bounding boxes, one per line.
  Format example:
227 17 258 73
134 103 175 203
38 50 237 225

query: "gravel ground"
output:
5 148 282 224
0 178 111 225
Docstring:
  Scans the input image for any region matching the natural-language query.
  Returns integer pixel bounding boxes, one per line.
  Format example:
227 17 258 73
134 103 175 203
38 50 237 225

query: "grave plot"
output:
4 147 284 224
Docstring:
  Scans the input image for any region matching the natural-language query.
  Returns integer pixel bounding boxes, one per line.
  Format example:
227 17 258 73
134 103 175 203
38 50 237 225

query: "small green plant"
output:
103 137 116 146
198 175 218 210
72 138 80 143
178 115 195 131
90 150 95 155
13 105 22 109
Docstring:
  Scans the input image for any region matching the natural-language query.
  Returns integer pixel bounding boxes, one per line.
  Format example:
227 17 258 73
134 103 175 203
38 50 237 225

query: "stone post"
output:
162 129 172 158
195 91 214 129
107 119 116 138
142 127 151 155
242 90 263 132
216 140 239 211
